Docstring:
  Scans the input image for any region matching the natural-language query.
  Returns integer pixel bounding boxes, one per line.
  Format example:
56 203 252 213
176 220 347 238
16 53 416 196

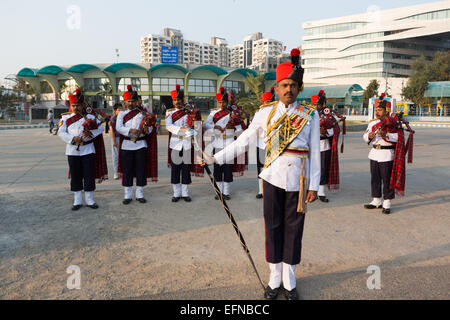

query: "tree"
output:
362 79 380 106
402 52 450 105
236 73 266 117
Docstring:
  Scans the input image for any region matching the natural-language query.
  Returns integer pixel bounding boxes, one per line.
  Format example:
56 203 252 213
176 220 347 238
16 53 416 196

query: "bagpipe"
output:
74 109 98 151
185 103 202 130
320 107 346 153
225 108 246 130
320 107 346 132
370 112 415 164
130 104 157 143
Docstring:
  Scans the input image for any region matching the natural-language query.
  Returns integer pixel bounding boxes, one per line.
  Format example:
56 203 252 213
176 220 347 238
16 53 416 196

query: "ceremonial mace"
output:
190 125 266 292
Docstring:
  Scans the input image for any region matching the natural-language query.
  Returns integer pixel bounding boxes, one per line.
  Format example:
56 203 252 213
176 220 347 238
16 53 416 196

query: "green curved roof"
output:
37 65 66 75
425 81 450 98
230 68 257 77
264 72 276 81
17 68 38 78
298 84 364 100
191 65 228 76
104 63 147 73
149 64 188 74
67 64 101 73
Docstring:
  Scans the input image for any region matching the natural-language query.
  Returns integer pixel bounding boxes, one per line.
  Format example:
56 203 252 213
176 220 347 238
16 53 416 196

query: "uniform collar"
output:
278 101 297 111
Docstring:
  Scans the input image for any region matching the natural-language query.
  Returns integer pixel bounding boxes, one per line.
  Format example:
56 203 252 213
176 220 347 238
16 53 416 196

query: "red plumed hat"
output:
68 88 85 105
311 95 319 105
276 48 304 85
170 84 184 100
123 85 138 101
262 87 276 103
216 87 228 103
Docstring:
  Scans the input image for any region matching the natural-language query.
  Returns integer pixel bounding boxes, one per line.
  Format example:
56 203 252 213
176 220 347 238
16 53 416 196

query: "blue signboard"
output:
161 46 179 64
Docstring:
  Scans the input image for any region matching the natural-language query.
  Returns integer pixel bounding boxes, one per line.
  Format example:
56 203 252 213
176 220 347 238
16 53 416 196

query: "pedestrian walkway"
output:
410 122 450 128
0 124 49 130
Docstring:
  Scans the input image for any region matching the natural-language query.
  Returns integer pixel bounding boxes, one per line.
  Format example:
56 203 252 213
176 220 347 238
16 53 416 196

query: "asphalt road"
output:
0 127 449 300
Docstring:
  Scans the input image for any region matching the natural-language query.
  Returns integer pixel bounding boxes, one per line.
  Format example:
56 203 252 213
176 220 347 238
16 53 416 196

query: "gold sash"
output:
264 104 314 169
264 104 315 213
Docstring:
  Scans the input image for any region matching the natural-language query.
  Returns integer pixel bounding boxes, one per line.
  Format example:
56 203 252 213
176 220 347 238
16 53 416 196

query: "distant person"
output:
110 103 123 180
363 94 397 214
47 109 54 134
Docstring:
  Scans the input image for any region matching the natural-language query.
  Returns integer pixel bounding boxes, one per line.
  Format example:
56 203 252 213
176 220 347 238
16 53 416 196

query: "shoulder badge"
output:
259 101 277 109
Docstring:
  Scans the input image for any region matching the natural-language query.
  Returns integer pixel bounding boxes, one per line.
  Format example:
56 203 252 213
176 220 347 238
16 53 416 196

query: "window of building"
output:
303 48 337 55
305 22 368 36
152 78 184 92
117 78 149 92
188 79 217 93
342 41 384 51
223 80 244 94
398 9 450 21
84 78 109 92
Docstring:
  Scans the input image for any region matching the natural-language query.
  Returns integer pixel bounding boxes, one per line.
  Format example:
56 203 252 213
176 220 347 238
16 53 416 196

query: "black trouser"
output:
320 149 332 185
121 147 148 187
213 148 233 183
263 181 306 265
257 147 265 176
68 153 95 192
370 160 395 200
170 148 192 185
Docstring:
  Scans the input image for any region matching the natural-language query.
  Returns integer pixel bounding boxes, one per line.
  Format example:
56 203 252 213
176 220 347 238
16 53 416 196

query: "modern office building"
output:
302 1 450 99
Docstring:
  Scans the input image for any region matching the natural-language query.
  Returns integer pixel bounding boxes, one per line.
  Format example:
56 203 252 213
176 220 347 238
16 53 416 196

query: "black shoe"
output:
364 204 382 209
137 198 147 204
223 194 231 200
182 196 192 202
283 287 298 301
123 199 132 205
382 208 391 214
172 197 181 203
86 203 99 209
71 204 82 211
264 286 279 300
256 194 263 199
319 196 329 203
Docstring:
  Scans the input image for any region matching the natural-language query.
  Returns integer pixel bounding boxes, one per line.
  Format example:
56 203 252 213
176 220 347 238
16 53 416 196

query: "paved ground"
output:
0 127 449 300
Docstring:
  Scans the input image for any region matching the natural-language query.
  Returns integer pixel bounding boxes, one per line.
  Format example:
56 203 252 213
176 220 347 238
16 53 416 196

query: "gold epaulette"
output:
61 112 72 116
307 104 318 110
165 108 175 118
259 101 278 109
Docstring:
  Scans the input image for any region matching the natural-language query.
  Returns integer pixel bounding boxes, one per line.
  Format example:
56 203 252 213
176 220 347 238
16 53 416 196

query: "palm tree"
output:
237 73 266 117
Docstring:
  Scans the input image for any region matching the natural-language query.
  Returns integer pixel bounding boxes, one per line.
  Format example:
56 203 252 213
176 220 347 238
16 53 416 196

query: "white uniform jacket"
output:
116 109 153 151
363 120 398 162
214 101 321 192
165 108 192 151
204 109 243 150
58 113 104 156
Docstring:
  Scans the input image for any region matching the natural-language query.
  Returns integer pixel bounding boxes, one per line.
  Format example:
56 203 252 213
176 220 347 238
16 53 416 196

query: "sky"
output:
0 0 439 82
